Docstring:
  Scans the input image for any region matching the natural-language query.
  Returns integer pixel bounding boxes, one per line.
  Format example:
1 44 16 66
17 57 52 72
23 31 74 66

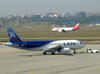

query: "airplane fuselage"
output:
6 27 84 55
52 27 73 32
6 40 84 51
51 22 80 32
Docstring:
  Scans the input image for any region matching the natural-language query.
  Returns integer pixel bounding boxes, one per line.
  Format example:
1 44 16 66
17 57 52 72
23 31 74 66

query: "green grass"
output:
0 26 100 42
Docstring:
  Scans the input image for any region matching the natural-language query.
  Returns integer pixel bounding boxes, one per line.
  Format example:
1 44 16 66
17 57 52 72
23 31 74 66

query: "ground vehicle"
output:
87 49 99 53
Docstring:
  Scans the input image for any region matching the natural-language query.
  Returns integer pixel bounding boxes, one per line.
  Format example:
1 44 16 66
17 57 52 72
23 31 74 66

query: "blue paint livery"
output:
7 28 54 49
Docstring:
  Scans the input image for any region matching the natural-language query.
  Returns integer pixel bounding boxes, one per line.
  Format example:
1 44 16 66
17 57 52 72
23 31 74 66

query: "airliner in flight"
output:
51 22 80 32
6 27 84 55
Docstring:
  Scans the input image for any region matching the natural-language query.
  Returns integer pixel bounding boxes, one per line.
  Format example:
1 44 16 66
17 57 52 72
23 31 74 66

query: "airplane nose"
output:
82 43 85 48
79 41 85 48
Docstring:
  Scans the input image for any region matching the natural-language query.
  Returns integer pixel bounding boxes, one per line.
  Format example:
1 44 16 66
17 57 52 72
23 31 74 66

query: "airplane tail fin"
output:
7 28 22 44
73 22 80 30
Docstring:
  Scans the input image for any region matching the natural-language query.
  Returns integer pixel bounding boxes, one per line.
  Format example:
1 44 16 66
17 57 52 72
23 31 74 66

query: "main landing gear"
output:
43 51 55 55
43 52 47 55
73 49 76 54
51 51 55 55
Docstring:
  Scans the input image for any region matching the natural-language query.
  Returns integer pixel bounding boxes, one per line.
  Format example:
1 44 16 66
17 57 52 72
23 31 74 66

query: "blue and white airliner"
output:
6 27 85 55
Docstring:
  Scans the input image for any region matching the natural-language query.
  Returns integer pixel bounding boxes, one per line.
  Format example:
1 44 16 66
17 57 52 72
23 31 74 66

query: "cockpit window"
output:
80 42 83 44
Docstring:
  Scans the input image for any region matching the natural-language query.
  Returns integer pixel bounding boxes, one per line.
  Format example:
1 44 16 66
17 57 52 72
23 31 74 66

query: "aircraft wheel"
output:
91 51 93 53
62 29 66 32
43 52 47 55
51 52 55 55
73 49 76 54
96 51 98 53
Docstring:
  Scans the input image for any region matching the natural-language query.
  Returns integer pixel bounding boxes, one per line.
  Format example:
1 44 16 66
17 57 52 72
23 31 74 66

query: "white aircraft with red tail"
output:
51 22 80 32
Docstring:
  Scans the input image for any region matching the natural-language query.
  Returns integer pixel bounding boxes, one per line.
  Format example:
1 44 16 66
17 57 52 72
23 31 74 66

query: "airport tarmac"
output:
0 44 100 74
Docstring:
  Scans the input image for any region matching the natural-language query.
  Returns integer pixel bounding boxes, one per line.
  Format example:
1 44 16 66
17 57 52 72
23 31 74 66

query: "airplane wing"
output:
44 44 71 54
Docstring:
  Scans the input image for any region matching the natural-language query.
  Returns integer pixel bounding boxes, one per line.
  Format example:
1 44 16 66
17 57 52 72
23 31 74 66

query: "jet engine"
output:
60 48 70 53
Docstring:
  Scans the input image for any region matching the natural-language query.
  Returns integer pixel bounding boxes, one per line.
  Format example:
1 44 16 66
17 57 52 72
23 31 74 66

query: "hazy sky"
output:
0 0 100 16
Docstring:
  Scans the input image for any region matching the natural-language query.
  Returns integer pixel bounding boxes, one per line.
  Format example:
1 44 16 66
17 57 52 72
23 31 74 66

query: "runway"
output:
0 44 100 74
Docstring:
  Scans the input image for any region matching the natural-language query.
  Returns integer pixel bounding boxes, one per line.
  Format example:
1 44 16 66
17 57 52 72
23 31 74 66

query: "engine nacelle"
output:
58 29 66 32
61 48 70 53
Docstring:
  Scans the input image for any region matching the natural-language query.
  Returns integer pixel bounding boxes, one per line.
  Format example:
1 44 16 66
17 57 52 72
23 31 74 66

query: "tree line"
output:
0 12 100 27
